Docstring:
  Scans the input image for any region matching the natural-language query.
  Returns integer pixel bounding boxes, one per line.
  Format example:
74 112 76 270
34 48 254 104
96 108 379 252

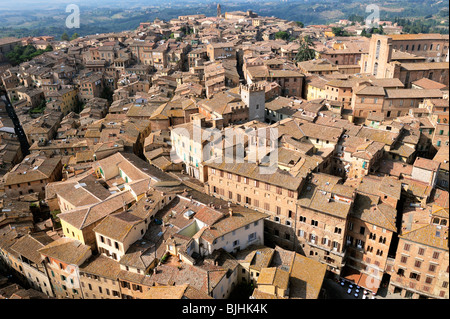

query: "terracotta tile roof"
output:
0 228 25 256
369 78 404 88
79 254 122 279
93 211 144 242
204 160 303 191
143 284 189 299
354 85 385 96
149 261 225 294
199 90 242 115
127 190 165 220
38 237 90 265
385 89 443 99
413 157 441 172
235 245 274 271
400 62 449 71
306 188 352 218
58 190 135 229
402 178 433 199
251 288 286 299
428 188 449 209
183 285 214 299
389 33 448 41
400 224 448 250
297 121 344 142
298 173 350 219
331 184 356 199
288 251 327 299
117 269 155 286
431 205 449 219
376 176 401 200
10 233 53 265
306 75 328 89
201 210 267 244
271 246 295 269
298 59 338 72
267 69 304 78
352 193 397 232
45 172 111 207
391 49 424 60
119 239 157 270
389 142 415 158
4 157 61 186
412 78 447 90
377 159 413 177
257 267 290 290
193 206 224 226
356 127 399 146
433 146 449 172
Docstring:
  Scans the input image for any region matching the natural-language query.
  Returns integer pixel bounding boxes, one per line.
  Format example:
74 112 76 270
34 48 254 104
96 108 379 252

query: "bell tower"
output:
240 83 266 122
217 3 221 18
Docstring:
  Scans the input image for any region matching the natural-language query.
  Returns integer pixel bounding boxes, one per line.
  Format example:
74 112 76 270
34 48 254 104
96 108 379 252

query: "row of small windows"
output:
394 44 441 51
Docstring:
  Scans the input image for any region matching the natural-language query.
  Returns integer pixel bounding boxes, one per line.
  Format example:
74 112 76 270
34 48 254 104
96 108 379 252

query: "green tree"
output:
30 99 46 114
348 14 364 23
61 32 70 41
5 44 50 65
361 28 368 37
331 27 344 36
70 32 79 40
274 31 290 41
295 36 316 62
331 27 351 37
295 21 304 28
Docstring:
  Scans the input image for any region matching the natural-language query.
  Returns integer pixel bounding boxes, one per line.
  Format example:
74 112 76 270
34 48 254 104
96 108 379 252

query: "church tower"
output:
217 3 221 18
240 83 265 122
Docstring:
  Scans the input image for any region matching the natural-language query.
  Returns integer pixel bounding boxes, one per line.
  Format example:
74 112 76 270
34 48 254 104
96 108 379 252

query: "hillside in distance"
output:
0 0 448 39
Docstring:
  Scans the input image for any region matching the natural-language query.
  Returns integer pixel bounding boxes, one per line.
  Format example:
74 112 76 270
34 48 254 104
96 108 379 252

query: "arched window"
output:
375 40 381 59
373 62 378 76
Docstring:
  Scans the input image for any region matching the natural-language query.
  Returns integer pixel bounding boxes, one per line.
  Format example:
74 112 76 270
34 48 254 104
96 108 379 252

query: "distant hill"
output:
0 0 448 39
